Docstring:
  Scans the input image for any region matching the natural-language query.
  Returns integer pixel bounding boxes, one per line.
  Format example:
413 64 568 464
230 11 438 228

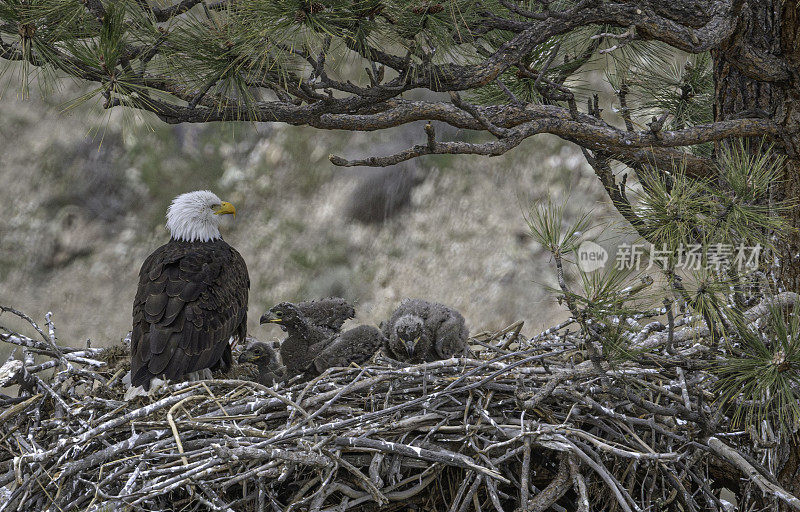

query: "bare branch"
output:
708 437 800 510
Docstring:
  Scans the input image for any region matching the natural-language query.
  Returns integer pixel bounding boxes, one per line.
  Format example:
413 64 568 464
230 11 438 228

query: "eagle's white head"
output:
166 190 236 242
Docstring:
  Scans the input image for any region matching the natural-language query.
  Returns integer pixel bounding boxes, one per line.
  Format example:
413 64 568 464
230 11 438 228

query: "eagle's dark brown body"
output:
131 238 249 389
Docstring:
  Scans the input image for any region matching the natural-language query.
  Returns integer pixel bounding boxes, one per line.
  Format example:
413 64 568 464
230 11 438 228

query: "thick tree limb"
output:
0 0 767 179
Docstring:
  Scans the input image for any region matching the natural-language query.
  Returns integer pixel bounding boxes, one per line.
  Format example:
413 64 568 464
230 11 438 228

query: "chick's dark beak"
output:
404 340 415 357
238 351 256 364
260 311 281 325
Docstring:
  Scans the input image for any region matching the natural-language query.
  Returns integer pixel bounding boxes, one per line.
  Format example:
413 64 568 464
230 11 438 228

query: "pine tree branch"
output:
327 115 777 173
4 20 774 177
637 292 799 350
149 0 204 22
2 0 746 98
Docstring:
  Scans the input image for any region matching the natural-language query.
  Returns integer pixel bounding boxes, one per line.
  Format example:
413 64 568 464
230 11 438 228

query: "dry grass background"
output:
0 73 618 352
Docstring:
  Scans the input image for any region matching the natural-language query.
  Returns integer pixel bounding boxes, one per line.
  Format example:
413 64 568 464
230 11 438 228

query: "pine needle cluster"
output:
527 140 796 434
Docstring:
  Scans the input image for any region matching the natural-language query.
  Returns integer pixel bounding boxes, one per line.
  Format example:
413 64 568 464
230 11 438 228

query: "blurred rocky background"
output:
0 72 617 349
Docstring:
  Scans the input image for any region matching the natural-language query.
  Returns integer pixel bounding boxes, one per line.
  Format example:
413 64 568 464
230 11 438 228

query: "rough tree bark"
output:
714 0 800 291
776 1 800 293
713 0 800 503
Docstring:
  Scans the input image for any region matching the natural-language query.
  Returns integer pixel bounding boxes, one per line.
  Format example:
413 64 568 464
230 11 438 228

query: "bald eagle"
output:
130 191 249 390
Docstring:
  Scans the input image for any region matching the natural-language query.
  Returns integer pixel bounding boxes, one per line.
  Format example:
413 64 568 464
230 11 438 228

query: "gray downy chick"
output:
294 297 355 336
260 302 332 378
313 325 385 374
384 314 433 362
383 299 468 362
238 340 284 386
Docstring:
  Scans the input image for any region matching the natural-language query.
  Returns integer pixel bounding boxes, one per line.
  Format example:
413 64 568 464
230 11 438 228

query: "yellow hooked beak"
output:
259 311 282 324
214 201 236 218
238 351 259 364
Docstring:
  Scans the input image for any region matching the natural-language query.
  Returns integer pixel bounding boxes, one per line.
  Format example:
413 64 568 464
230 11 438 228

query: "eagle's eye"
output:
275 311 283 317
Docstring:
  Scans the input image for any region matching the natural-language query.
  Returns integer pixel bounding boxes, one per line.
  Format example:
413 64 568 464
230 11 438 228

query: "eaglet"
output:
238 340 284 386
293 297 355 336
312 325 385 374
383 299 469 362
260 299 352 378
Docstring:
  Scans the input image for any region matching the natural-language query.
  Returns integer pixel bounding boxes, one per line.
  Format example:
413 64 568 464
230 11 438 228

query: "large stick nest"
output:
1 298 798 512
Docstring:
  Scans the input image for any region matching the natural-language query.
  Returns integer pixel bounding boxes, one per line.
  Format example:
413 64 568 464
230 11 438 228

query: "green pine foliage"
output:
713 141 790 245
634 142 788 256
0 1 678 111
527 139 794 433
717 300 800 434
621 52 713 129
524 197 591 256
0 0 725 135
573 264 644 320
525 198 653 364
1 0 503 109
634 163 711 258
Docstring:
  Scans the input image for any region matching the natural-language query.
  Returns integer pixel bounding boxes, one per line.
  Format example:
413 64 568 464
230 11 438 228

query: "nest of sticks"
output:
1 298 799 512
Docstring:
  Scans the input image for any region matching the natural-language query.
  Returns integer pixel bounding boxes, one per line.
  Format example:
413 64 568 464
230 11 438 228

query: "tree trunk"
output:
714 0 800 292
777 2 800 294
713 0 800 505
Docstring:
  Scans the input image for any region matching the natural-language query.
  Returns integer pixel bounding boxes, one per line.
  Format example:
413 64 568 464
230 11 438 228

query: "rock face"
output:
344 167 424 224
39 205 103 269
